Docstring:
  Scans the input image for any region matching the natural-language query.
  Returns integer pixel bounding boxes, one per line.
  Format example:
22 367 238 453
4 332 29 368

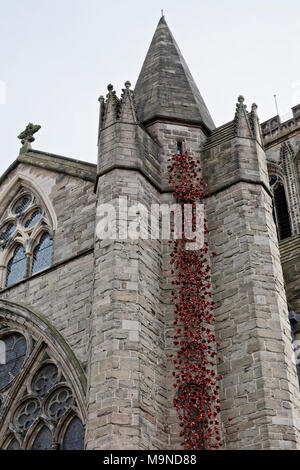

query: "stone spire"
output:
134 16 215 131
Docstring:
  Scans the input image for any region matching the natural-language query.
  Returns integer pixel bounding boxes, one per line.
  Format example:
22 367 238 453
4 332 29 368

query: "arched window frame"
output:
0 185 55 288
30 231 54 276
5 243 28 287
0 300 86 450
268 164 293 241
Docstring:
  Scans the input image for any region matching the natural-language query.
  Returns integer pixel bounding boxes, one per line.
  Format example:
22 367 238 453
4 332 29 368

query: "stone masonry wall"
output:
86 168 168 449
206 181 300 449
146 121 209 449
280 236 300 315
0 161 97 370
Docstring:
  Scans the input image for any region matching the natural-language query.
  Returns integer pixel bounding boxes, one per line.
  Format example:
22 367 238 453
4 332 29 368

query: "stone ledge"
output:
279 235 300 264
17 149 97 182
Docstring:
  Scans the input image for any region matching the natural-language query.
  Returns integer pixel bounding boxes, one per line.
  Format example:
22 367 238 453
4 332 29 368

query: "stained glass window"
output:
0 333 27 390
0 189 55 288
62 417 84 450
31 233 53 274
46 387 73 421
7 438 21 450
14 197 31 215
6 245 27 287
32 426 52 450
32 364 58 396
15 399 41 433
0 223 15 242
0 327 84 450
25 210 42 229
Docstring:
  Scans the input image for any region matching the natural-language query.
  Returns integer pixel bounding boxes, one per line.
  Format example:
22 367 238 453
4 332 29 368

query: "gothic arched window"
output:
62 416 84 450
32 233 54 275
0 322 85 450
269 175 292 240
6 245 27 287
0 187 54 288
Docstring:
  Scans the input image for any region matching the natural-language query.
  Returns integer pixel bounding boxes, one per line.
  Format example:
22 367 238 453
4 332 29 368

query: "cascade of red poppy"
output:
168 151 222 450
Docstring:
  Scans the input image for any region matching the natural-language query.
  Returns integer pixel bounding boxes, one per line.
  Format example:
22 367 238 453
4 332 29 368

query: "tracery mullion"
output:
0 338 46 446
25 253 32 279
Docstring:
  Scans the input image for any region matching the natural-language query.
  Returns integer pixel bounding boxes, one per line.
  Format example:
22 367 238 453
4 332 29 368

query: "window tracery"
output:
0 326 85 450
0 187 54 288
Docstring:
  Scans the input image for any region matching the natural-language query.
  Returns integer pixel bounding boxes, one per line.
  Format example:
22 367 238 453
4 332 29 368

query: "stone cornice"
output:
0 151 97 188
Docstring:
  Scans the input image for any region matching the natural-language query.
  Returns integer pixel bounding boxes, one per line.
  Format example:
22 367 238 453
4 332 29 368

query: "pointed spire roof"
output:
134 16 215 131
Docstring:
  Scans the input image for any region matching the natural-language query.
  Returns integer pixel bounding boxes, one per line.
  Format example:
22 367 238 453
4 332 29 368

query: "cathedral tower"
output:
0 16 299 451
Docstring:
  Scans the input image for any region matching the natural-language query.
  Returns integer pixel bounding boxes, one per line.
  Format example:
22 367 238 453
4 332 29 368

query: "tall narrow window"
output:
6 245 27 287
177 141 183 155
32 233 54 275
273 183 292 240
62 417 84 450
0 333 27 389
32 426 52 450
269 176 292 241
7 438 21 450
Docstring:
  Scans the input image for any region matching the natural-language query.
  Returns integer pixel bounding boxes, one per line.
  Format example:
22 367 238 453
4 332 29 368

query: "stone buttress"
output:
202 97 300 449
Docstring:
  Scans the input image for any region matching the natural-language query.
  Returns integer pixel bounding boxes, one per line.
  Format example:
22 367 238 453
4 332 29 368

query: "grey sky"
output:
1 0 300 177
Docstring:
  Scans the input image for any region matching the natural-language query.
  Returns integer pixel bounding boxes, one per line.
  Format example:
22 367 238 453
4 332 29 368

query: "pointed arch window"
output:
6 245 27 287
32 426 52 450
269 175 292 240
32 233 54 275
0 323 85 450
0 187 55 289
7 438 21 450
62 416 84 450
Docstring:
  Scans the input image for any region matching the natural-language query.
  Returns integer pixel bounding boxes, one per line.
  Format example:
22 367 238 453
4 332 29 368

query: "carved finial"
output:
17 123 41 146
250 102 262 145
98 95 104 103
234 95 253 138
107 84 114 92
125 81 131 90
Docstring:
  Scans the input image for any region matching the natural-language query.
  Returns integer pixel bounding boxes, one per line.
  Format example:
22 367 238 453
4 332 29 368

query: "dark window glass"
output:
32 364 58 396
14 197 31 215
177 141 183 154
25 210 42 229
0 333 26 390
46 387 72 421
0 223 15 242
32 426 52 450
15 399 41 433
32 234 53 274
62 417 84 450
273 183 292 240
6 245 27 287
7 438 21 450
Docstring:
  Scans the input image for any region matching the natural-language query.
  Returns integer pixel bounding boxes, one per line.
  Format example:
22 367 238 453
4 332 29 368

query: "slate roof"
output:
134 16 215 131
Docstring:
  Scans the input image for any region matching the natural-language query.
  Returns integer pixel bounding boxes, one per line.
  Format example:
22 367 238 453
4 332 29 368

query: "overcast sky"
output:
1 0 300 177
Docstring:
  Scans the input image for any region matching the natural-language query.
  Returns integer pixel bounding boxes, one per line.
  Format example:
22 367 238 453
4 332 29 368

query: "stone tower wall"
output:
0 160 96 368
202 113 300 449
